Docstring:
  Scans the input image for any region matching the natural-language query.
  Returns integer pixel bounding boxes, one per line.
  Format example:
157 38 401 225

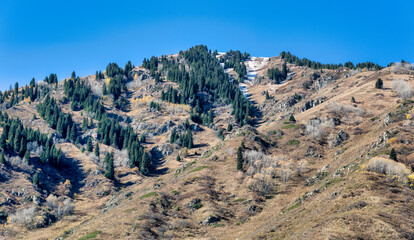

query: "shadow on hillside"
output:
249 99 264 127
60 156 87 197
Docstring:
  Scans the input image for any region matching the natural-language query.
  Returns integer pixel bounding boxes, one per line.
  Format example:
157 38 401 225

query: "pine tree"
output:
237 146 243 170
390 148 397 161
376 78 383 89
94 143 100 157
176 154 181 162
0 151 5 164
140 153 149 175
87 137 93 152
104 153 114 180
289 115 296 122
351 96 356 103
33 171 39 187
24 150 30 165
227 123 233 132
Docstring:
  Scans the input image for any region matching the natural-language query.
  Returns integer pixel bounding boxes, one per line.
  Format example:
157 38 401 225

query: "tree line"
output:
149 45 252 126
0 111 63 167
267 62 289 84
280 51 383 70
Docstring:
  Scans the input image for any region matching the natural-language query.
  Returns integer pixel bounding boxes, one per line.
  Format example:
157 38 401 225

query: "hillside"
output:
0 45 414 240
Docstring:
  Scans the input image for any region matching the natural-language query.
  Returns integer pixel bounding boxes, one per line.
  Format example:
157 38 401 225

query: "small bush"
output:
392 79 413 100
78 230 102 240
365 157 410 182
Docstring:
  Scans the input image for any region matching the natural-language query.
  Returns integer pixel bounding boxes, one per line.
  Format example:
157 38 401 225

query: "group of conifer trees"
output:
170 127 193 149
36 95 78 142
64 71 106 119
280 51 383 70
267 62 289 84
220 50 249 81
0 111 63 167
147 45 252 126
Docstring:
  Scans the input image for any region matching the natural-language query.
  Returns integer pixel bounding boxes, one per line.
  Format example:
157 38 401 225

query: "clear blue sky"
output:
0 0 413 90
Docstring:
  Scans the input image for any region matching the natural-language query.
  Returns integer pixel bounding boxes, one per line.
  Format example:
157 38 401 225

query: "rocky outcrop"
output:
302 97 326 112
200 215 221 225
330 130 349 148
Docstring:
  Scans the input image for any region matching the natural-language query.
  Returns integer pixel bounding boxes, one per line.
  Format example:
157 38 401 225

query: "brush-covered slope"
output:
0 45 413 240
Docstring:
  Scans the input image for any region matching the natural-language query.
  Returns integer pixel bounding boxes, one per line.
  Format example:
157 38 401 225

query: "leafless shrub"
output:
226 147 235 156
28 142 44 155
10 206 37 226
113 149 129 167
46 195 74 220
365 157 411 182
88 80 103 96
296 160 307 176
306 118 335 140
392 79 413 100
327 102 366 117
391 62 414 72
280 164 292 183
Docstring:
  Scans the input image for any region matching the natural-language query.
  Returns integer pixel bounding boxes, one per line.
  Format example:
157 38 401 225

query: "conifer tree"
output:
376 78 383 89
0 151 5 165
176 154 181 162
33 171 39 187
94 143 100 157
24 150 30 165
87 138 93 152
390 148 397 161
237 146 243 170
104 153 114 180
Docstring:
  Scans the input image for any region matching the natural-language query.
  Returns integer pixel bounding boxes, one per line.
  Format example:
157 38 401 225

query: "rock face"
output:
330 130 349 148
384 113 393 126
150 143 176 159
156 120 175 135
200 215 220 225
305 146 321 158
302 97 326 112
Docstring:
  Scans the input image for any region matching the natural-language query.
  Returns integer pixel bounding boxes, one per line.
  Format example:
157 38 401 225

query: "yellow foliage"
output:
134 73 138 79
105 78 110 84
408 174 414 183
64 179 72 188
388 137 398 145
407 114 412 120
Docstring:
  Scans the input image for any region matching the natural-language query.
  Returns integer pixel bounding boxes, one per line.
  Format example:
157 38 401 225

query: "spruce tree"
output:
236 146 243 170
33 171 39 187
24 150 30 165
289 115 296 122
87 138 93 152
176 154 181 162
0 151 5 165
104 153 114 180
390 148 397 161
140 153 149 175
376 78 383 89
94 143 100 157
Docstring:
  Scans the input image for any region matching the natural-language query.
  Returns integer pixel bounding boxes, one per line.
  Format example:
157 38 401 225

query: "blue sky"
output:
0 0 413 90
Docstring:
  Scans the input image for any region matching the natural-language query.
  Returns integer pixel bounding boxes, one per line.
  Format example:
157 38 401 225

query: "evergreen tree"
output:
24 150 30 165
390 148 397 161
140 153 149 175
289 115 296 122
236 146 243 170
104 153 114 180
351 96 356 103
227 123 233 131
95 143 100 157
376 78 383 89
0 151 5 165
176 154 181 162
87 138 93 152
33 171 39 187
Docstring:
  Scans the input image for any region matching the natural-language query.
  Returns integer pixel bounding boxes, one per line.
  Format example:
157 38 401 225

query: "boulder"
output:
330 130 349 148
200 215 220 225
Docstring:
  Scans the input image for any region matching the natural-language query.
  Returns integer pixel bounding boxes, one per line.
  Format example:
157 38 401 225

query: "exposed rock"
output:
200 215 220 225
151 143 176 159
305 146 321 158
246 204 262 216
330 130 349 148
157 120 175 135
302 97 326 112
187 198 202 210
384 113 393 126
